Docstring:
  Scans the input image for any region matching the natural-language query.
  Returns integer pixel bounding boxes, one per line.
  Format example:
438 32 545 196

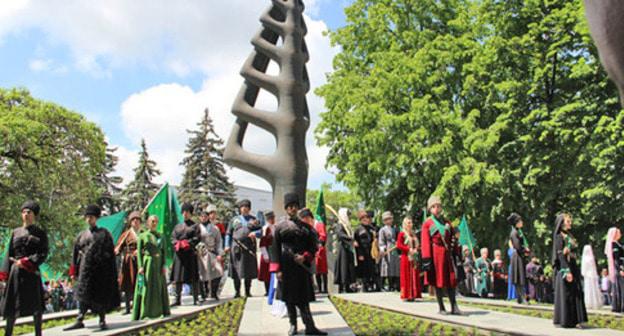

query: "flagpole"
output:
141 183 168 216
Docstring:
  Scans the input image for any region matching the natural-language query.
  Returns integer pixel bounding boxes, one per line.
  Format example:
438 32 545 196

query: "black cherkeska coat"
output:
270 216 318 305
552 214 587 327
170 219 200 284
73 226 121 313
354 223 376 279
509 227 527 287
0 225 48 318
334 224 356 288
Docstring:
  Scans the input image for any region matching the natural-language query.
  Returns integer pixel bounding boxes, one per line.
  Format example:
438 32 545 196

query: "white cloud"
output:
1 1 339 190
28 58 68 74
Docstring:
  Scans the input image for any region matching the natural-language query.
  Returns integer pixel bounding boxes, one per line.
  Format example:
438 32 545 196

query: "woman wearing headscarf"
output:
396 216 422 301
333 208 356 293
508 213 529 304
552 213 587 328
132 215 170 320
581 245 604 310
605 227 624 312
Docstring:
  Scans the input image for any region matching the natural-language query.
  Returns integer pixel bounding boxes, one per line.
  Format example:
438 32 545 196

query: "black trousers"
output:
233 275 252 296
287 302 317 330
4 312 42 336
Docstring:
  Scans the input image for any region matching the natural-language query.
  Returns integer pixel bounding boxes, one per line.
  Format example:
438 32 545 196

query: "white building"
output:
234 185 273 213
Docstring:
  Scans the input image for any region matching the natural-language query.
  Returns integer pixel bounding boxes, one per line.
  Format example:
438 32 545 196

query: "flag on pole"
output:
145 183 183 267
314 188 326 224
97 211 128 243
458 215 477 250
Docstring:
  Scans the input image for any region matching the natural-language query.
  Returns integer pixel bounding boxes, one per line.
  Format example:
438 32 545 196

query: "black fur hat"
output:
507 213 522 227
283 193 300 209
21 200 40 216
85 204 102 218
181 202 194 214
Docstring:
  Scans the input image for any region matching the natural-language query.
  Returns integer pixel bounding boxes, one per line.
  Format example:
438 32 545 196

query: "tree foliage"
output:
121 139 161 212
0 87 106 270
316 0 623 260
95 145 123 215
179 109 236 220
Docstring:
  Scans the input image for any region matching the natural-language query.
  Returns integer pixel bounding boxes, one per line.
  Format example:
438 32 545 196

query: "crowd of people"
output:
3 194 624 335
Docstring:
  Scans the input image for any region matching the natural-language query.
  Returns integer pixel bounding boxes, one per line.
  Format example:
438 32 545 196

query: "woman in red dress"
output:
396 217 422 301
314 219 329 293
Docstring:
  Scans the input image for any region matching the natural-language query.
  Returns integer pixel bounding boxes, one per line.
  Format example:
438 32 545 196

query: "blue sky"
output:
0 0 351 191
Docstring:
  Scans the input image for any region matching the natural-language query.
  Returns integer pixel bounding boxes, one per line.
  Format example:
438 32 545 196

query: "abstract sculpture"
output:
224 0 310 214
585 0 624 104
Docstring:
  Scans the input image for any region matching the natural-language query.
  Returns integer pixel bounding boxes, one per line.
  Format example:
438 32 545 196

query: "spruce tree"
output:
95 144 124 215
179 108 236 218
121 139 161 211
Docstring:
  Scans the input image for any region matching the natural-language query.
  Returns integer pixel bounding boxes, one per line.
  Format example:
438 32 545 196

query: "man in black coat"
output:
170 202 201 306
271 193 327 336
64 205 120 331
1 201 48 336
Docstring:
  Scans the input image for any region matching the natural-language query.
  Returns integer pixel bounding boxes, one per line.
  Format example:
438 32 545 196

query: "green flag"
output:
146 183 182 267
314 188 326 224
458 215 477 250
97 211 128 243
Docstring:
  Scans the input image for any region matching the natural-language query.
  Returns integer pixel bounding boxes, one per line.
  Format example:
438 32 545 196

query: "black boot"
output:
245 279 252 297
448 288 462 315
64 309 86 331
33 312 42 336
301 304 327 335
99 313 108 330
234 276 241 298
287 304 298 336
211 279 221 301
171 283 182 306
193 281 200 306
4 317 15 336
435 288 448 315
322 274 328 293
124 294 132 315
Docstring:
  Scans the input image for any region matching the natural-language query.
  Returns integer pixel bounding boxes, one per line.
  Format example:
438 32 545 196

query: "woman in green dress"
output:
132 215 170 320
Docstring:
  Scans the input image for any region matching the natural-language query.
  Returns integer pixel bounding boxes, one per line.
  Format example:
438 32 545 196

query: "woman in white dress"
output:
581 244 604 309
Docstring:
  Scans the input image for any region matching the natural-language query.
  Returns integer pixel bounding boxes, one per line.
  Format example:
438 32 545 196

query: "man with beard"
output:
170 203 200 306
115 211 142 314
1 201 48 336
224 199 261 298
65 205 120 331
270 193 327 336
354 210 376 292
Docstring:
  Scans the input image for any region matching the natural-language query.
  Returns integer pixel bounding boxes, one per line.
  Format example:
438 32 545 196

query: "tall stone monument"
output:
224 0 310 215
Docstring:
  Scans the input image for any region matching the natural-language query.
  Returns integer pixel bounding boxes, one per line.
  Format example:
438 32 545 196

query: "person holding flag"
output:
313 190 329 294
132 215 170 320
421 195 462 315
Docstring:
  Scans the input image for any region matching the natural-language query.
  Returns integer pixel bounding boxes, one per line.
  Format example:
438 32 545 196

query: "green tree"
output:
316 0 622 260
121 139 161 212
95 144 123 215
0 87 106 270
178 109 236 219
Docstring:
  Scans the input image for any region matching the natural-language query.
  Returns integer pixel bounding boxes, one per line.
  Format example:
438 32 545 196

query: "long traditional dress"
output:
132 230 170 320
354 223 376 289
610 241 624 312
475 257 491 298
581 245 604 309
421 216 459 289
258 224 273 284
491 259 507 299
506 247 517 300
333 222 356 291
0 225 48 318
378 225 400 279
461 254 476 296
115 227 138 299
314 221 328 275
396 230 421 300
72 226 120 314
552 215 587 328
